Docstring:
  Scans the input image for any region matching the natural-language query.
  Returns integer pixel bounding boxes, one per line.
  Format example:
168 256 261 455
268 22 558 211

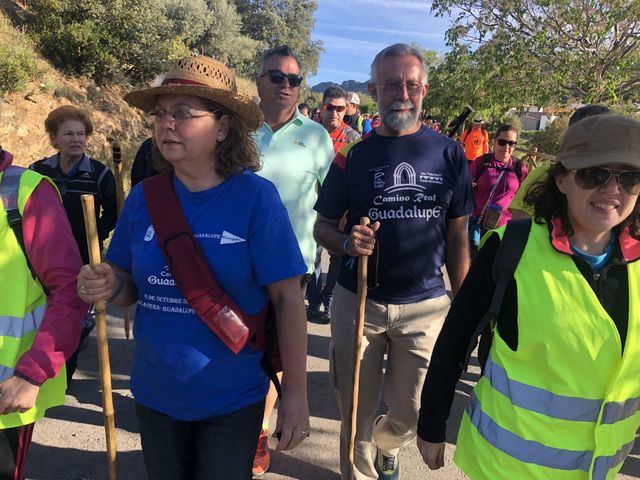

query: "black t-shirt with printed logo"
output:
314 126 473 304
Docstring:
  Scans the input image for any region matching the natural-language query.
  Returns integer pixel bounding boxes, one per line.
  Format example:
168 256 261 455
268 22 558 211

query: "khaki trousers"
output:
329 284 450 480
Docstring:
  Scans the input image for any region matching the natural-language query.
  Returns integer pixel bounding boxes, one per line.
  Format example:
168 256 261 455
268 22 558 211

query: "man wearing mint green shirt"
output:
254 46 334 276
251 45 334 476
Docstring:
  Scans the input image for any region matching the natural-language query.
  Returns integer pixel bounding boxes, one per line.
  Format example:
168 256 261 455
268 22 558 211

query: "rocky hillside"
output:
0 9 150 170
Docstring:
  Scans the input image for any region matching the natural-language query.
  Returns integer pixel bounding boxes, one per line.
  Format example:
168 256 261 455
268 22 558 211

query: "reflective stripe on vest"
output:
592 440 634 480
0 305 46 338
484 355 603 422
601 397 640 425
0 364 15 382
466 392 594 472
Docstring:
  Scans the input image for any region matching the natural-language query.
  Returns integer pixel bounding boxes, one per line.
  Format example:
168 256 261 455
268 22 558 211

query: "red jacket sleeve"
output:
14 180 88 385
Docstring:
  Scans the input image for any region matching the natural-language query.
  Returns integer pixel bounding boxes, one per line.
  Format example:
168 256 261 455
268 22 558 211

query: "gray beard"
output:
381 106 419 133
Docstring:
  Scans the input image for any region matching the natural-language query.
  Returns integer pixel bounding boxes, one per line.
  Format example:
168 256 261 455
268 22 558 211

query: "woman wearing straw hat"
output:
76 56 310 479
418 114 640 479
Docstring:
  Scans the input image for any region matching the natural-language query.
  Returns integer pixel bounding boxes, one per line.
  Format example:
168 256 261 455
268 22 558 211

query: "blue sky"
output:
308 0 452 86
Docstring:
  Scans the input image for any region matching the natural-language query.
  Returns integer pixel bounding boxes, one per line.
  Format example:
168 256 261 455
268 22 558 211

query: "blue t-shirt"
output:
107 171 306 420
314 126 474 304
571 235 616 272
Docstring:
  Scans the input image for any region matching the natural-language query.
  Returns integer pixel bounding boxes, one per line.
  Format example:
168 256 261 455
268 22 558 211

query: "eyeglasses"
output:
572 167 640 195
261 69 303 88
323 104 346 113
496 139 517 147
380 81 424 96
148 107 218 122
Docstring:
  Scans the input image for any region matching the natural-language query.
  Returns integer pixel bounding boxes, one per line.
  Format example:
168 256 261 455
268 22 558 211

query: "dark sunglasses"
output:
573 167 640 195
496 139 517 147
323 104 346 113
261 69 303 87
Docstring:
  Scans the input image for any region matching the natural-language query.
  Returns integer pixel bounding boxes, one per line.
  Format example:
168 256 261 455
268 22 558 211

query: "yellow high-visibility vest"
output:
0 167 66 429
456 221 640 479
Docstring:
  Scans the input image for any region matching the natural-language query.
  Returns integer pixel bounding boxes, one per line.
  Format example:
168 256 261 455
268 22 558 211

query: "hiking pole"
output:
111 142 130 340
81 194 117 480
348 217 371 480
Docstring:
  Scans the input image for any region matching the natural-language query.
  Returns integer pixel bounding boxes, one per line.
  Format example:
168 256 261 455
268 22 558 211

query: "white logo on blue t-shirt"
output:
386 162 425 193
220 231 245 245
144 225 155 241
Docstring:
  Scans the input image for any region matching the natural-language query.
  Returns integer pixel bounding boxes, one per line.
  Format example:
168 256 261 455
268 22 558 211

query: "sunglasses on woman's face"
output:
261 69 303 87
573 167 640 195
496 138 517 147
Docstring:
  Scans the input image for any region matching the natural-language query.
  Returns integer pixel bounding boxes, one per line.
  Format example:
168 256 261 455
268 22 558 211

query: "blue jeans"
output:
135 399 264 480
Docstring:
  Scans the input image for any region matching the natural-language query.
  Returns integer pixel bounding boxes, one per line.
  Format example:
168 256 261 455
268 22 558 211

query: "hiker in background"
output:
344 92 364 134
76 56 310 480
298 103 310 117
253 44 334 476
0 147 86 480
307 86 360 324
371 113 381 129
468 124 527 253
362 113 372 134
418 114 640 479
509 104 612 220
460 115 489 163
30 105 117 382
131 137 158 187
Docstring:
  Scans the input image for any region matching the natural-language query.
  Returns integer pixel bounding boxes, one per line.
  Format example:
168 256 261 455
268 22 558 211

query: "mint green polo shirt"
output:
254 110 334 272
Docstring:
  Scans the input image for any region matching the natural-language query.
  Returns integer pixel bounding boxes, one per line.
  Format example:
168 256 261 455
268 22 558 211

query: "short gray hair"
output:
257 45 303 78
370 43 428 84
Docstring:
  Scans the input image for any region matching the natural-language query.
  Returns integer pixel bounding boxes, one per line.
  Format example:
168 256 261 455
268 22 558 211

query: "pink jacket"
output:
1 151 88 385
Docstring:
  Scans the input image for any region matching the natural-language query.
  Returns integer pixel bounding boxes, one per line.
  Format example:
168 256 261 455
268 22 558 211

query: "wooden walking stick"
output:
348 217 371 480
81 194 117 480
111 142 130 340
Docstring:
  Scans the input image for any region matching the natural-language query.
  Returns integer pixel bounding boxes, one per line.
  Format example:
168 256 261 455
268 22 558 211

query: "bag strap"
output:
1 166 41 284
143 173 282 395
143 173 247 350
463 218 532 369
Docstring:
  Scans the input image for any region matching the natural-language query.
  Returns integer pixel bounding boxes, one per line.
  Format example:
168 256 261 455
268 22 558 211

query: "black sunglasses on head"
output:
261 69 303 87
573 167 640 195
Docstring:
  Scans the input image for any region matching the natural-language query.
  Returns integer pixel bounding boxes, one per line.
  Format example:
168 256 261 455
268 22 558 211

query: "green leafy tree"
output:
164 0 260 73
423 40 561 126
430 0 640 103
26 0 185 84
233 0 324 76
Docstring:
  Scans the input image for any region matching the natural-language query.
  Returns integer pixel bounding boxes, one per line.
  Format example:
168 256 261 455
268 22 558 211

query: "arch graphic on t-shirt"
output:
386 162 424 193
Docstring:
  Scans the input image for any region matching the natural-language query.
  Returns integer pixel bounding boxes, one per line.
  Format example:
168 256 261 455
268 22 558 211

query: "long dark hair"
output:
524 163 640 239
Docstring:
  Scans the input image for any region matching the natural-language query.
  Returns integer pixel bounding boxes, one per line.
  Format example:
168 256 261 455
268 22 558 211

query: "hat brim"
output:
557 150 640 170
124 85 263 132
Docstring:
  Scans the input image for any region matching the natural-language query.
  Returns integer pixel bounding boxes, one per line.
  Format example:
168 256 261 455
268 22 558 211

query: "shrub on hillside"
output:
0 15 43 94
26 0 186 84
0 43 42 94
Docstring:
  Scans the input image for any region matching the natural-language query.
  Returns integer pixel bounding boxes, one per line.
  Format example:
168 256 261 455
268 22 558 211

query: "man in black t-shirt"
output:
314 43 473 480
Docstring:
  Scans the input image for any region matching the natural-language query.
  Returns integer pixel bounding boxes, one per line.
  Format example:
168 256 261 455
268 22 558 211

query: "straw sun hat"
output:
124 56 264 131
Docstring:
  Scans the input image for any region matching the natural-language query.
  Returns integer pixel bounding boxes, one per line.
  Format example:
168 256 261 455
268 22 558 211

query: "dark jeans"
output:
66 310 96 383
135 399 264 480
0 423 34 480
307 247 341 310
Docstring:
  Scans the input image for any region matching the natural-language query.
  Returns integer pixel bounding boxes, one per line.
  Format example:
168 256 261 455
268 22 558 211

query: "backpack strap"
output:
463 218 532 369
1 166 40 282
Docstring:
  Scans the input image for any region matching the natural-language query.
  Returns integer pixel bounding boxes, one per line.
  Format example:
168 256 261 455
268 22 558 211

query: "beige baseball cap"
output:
555 114 640 170
346 92 360 105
